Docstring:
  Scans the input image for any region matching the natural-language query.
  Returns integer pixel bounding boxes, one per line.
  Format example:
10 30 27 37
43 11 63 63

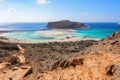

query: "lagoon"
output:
0 23 120 42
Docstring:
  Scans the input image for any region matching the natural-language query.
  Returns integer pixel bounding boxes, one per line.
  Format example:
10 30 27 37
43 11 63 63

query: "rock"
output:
46 20 88 29
23 67 33 77
51 57 84 70
17 44 25 53
0 66 32 80
70 58 84 66
84 30 120 54
12 53 26 64
12 67 19 70
112 63 120 80
105 63 120 80
104 31 120 40
105 64 115 76
0 62 9 69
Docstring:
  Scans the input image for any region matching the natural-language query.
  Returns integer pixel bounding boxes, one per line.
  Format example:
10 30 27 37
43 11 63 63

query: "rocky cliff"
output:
46 20 88 29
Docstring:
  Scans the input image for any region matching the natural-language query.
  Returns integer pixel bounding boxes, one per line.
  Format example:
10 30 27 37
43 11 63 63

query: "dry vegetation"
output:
0 40 97 72
1 31 120 80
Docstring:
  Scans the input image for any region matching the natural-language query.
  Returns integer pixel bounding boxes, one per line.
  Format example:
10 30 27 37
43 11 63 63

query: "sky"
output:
0 0 120 22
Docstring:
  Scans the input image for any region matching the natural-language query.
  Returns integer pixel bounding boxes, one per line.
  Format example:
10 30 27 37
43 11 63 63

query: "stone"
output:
17 44 25 53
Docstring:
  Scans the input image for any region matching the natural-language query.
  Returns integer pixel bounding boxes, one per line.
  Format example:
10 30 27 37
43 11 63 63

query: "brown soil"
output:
0 31 120 80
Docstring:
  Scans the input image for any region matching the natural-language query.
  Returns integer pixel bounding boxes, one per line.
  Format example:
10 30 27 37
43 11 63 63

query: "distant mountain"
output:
0 26 9 28
46 20 89 29
118 22 120 25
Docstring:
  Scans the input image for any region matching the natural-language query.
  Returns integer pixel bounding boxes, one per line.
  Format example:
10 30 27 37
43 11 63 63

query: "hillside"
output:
39 31 120 80
0 31 120 80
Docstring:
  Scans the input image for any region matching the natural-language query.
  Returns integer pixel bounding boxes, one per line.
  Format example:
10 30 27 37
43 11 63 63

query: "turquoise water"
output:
73 23 120 38
0 31 56 41
0 23 120 41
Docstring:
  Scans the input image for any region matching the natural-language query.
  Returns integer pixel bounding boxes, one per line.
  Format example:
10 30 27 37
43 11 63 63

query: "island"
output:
46 20 89 29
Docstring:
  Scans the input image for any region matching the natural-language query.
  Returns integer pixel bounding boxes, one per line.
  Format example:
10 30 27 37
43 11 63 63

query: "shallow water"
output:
0 23 120 41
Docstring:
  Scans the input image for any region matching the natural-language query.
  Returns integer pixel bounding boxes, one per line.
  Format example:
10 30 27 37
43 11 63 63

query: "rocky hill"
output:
39 30 120 80
46 20 88 29
0 31 120 80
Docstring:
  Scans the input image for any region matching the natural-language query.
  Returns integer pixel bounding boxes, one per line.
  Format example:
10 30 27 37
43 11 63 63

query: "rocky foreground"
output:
41 31 120 80
0 31 120 80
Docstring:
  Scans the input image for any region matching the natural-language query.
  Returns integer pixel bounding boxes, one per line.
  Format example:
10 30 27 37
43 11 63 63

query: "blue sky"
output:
0 0 120 22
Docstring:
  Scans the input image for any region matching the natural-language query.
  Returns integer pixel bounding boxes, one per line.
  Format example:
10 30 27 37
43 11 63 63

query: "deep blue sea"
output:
0 22 120 41
0 22 47 31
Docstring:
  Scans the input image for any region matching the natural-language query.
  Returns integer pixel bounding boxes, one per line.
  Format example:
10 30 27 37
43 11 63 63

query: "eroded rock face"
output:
104 31 120 40
17 44 25 53
0 45 33 80
84 30 120 54
0 65 33 80
105 63 120 80
46 20 88 29
39 53 120 80
39 30 120 80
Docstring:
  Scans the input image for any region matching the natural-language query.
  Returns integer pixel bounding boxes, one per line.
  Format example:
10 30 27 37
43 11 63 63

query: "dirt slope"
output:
39 53 120 80
0 31 120 80
39 31 120 80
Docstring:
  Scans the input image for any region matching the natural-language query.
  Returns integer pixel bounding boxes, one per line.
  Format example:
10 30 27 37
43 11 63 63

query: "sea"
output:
0 22 120 41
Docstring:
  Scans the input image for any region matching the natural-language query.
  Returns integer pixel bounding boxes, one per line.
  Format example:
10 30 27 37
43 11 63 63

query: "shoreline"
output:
0 36 100 44
0 29 101 44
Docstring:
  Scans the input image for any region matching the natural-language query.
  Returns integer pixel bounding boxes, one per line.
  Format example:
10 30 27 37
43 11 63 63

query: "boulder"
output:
105 63 120 80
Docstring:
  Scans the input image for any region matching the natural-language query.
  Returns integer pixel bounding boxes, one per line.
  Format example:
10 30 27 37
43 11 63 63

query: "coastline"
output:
0 36 100 44
0 29 100 44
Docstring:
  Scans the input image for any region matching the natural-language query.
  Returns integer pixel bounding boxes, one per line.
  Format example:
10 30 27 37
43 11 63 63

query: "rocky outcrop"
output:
105 63 120 80
84 30 120 54
39 52 120 80
39 30 120 80
0 45 33 80
17 44 25 53
46 20 88 29
1 30 120 80
104 30 120 40
0 65 33 80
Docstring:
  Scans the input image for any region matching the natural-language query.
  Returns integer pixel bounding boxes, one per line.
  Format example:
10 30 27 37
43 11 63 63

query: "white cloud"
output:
37 0 51 4
6 8 16 13
0 0 5 3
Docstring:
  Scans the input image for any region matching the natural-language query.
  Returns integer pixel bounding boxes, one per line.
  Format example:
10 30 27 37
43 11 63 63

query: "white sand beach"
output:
0 36 100 44
0 29 100 44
